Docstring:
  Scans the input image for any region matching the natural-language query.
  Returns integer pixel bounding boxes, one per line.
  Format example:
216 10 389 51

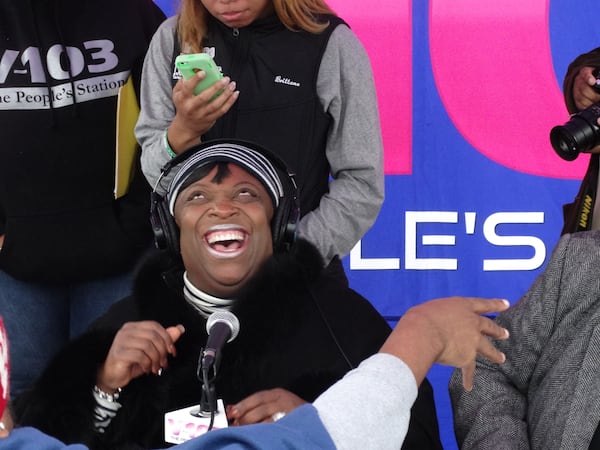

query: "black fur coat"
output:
15 240 441 449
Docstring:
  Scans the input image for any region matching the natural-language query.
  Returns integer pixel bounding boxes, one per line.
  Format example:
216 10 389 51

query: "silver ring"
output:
271 411 286 422
157 367 163 376
0 422 6 431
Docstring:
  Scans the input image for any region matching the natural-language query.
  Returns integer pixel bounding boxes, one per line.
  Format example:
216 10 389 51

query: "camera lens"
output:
550 122 587 161
549 104 600 161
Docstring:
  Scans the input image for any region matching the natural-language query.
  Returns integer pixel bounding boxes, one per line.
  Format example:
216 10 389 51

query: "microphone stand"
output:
194 347 218 431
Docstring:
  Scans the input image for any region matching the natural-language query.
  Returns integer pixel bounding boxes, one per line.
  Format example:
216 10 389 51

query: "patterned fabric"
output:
450 230 600 449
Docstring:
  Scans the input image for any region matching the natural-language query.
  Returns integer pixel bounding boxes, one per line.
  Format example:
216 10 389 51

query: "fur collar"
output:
131 238 326 331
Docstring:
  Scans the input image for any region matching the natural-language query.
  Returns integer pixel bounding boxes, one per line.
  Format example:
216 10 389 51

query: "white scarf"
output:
182 271 234 318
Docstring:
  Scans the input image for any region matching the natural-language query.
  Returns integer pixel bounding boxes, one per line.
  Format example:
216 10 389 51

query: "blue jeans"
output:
0 269 135 398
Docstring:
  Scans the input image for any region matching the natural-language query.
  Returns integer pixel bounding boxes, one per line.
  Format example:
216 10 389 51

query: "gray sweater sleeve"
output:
135 16 179 190
298 25 385 262
313 353 417 450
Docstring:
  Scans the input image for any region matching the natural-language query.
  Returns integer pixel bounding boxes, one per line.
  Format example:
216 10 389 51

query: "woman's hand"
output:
382 296 509 391
226 388 306 426
572 66 600 111
96 321 185 393
168 73 239 153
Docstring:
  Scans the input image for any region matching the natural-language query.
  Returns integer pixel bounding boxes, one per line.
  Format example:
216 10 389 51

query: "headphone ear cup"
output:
150 192 180 255
272 193 300 251
271 198 287 251
284 201 300 248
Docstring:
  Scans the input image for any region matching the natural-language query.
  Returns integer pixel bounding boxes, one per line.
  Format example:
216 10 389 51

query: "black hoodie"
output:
0 0 165 283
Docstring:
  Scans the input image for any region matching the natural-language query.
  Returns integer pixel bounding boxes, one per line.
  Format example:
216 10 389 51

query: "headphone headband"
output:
150 139 300 255
166 142 286 215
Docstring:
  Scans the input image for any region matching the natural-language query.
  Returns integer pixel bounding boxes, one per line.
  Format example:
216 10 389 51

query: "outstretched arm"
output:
313 296 509 450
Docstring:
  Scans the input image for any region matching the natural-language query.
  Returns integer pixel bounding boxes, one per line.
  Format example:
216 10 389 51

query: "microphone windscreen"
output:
206 311 240 343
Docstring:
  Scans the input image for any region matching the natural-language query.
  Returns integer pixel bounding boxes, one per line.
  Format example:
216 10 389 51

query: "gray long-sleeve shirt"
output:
315 353 417 450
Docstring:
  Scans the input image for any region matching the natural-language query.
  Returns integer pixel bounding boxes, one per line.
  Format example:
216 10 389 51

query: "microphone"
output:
165 311 239 441
200 311 240 372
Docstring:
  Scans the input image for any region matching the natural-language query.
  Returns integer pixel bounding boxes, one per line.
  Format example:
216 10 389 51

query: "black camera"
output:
549 67 600 161
550 103 600 161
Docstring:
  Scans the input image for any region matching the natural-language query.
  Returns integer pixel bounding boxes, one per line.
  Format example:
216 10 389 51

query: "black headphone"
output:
150 139 300 256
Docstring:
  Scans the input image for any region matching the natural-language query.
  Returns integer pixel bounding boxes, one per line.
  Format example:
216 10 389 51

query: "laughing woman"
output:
14 140 440 449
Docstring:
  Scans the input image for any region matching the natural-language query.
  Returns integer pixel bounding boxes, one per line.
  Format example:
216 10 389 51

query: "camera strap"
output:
573 154 599 232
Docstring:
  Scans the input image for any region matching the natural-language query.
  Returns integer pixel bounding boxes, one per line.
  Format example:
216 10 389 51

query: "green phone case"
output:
175 53 224 96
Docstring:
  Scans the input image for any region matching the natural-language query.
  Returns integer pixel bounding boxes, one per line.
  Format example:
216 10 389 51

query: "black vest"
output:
172 14 344 216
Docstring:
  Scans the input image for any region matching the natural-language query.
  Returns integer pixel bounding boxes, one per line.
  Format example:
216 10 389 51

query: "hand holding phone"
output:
175 53 224 96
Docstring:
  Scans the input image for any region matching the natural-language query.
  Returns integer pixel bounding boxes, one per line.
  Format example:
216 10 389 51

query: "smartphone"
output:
175 53 224 96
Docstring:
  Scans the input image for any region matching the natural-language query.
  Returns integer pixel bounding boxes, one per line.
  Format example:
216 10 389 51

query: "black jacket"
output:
15 240 441 449
0 0 165 282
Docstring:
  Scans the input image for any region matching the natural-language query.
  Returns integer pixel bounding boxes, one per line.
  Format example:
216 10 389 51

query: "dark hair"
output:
177 162 232 194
